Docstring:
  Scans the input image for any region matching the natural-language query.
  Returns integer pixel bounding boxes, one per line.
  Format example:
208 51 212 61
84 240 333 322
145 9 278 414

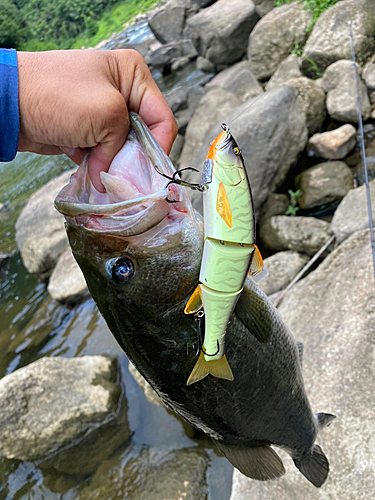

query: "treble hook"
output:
154 165 207 192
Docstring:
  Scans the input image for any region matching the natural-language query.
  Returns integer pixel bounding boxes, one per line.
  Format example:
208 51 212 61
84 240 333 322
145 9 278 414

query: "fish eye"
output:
110 257 134 283
233 147 240 156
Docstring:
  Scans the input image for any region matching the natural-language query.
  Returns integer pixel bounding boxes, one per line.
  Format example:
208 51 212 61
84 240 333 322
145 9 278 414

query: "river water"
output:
0 22 232 500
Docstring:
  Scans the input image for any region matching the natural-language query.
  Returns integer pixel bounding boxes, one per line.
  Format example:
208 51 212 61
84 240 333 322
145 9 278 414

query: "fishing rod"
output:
348 20 375 281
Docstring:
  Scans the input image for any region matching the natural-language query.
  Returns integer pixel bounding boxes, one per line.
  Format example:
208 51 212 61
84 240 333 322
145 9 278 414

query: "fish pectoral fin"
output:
216 182 232 228
186 352 234 386
213 441 286 481
248 245 266 280
184 285 203 314
293 444 329 488
315 412 336 430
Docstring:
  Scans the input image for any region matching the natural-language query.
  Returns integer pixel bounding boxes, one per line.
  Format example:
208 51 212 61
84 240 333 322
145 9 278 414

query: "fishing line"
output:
227 91 266 127
348 20 375 280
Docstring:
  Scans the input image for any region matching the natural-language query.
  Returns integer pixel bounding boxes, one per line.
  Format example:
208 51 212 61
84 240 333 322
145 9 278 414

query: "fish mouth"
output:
55 113 193 236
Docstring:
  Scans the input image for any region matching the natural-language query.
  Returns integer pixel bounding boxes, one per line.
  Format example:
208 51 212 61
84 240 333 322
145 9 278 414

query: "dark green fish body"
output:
56 113 334 487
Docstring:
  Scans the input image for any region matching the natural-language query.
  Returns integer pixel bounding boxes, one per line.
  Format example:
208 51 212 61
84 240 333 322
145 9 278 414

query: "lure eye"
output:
233 147 240 156
110 257 134 283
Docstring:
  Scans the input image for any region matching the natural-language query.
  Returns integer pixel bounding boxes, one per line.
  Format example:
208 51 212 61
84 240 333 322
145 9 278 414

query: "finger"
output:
114 50 178 154
60 146 88 166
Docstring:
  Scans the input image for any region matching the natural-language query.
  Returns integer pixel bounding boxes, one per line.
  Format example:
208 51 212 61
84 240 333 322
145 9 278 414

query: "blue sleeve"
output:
0 49 20 162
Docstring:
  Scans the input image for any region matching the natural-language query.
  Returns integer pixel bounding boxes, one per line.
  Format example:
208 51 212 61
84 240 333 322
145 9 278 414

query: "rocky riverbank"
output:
8 0 375 498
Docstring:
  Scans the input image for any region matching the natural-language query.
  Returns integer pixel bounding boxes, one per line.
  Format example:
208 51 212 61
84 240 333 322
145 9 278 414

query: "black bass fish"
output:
55 113 335 487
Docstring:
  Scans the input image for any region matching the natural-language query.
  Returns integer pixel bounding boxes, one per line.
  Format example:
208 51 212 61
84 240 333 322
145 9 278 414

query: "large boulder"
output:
148 0 187 44
15 169 74 281
230 228 375 499
0 356 129 475
319 59 362 93
260 215 332 256
205 60 264 103
47 248 89 304
184 0 259 67
265 54 302 91
247 2 312 81
326 72 371 123
178 87 241 171
307 124 357 160
331 179 375 244
302 0 375 73
253 0 275 17
185 86 308 216
295 161 353 210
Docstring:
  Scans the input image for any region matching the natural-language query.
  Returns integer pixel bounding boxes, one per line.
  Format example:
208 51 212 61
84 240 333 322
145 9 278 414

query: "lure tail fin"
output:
293 444 329 488
186 351 234 386
213 441 285 481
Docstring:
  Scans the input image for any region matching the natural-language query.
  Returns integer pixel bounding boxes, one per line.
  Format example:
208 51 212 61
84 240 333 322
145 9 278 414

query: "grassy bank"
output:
274 0 342 25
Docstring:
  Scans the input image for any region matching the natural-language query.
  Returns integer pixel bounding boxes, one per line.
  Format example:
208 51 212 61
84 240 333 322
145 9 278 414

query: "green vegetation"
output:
0 0 161 51
285 189 302 216
274 0 342 26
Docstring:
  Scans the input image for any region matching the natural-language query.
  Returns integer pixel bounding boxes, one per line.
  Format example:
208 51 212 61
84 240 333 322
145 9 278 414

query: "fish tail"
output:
293 444 329 488
213 440 285 481
186 351 234 386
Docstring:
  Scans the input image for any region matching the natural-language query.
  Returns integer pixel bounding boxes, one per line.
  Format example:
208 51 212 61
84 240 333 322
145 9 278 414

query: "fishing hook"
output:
201 340 220 357
193 310 205 358
154 165 207 194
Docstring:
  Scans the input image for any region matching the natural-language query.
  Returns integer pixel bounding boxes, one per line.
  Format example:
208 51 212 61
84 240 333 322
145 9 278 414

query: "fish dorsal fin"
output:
213 441 285 481
296 341 304 368
184 285 203 314
186 352 234 386
216 182 232 228
315 413 336 430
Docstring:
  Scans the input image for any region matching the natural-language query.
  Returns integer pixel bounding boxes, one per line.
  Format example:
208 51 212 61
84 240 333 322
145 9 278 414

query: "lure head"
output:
206 124 244 181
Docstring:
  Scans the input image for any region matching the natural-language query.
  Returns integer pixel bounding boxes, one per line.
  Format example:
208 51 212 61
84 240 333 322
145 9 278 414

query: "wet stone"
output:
259 215 332 256
307 124 357 160
258 250 309 297
295 161 353 210
0 356 129 475
77 447 210 500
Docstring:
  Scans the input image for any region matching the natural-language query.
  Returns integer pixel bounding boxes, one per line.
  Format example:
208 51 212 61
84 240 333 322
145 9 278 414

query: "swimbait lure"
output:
183 124 266 385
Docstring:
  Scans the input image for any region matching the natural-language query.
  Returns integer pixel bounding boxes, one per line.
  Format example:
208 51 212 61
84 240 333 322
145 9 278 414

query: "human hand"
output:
17 49 177 192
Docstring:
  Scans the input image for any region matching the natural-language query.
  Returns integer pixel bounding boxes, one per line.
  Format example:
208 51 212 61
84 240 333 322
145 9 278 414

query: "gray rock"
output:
253 0 275 17
295 161 353 210
148 0 186 44
285 76 326 135
265 54 302 91
260 215 332 256
320 59 362 93
185 86 308 215
47 248 89 303
326 72 371 123
128 362 163 407
258 250 309 296
184 0 259 67
353 137 375 184
169 133 185 166
363 61 375 92
178 87 241 170
77 447 210 500
196 55 215 73
0 356 129 475
163 85 189 113
331 178 375 243
248 2 312 81
231 228 375 500
302 0 375 73
205 60 264 102
171 55 193 72
145 39 197 71
259 192 290 225
191 0 217 6
308 124 357 160
15 170 74 280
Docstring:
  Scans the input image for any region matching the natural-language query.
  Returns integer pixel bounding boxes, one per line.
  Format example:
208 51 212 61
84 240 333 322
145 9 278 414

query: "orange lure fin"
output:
187 351 234 386
184 285 203 314
216 182 232 228
248 245 268 282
